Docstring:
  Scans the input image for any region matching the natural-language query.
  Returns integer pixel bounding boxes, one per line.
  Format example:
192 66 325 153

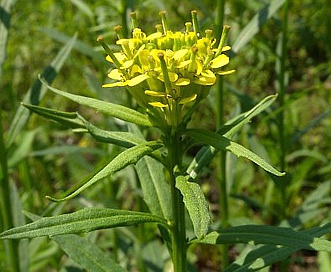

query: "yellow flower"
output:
99 10 234 127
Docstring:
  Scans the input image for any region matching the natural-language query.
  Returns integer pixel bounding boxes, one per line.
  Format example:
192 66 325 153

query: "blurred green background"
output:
1 0 330 271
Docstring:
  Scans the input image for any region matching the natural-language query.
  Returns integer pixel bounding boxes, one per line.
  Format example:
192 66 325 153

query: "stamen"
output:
114 25 124 39
159 11 168 35
97 36 122 68
216 25 231 56
191 10 200 37
130 12 138 29
158 52 173 96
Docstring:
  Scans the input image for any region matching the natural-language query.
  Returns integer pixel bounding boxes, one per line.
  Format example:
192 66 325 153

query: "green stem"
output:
0 111 20 272
278 0 289 172
216 0 229 269
277 0 289 223
166 128 187 272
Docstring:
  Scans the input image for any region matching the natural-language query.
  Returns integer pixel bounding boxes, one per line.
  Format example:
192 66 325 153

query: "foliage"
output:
1 0 330 271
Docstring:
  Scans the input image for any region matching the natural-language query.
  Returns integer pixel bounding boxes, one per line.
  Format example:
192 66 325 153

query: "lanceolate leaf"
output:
47 141 163 201
222 222 331 272
185 129 284 177
0 208 168 239
193 224 331 252
52 234 127 272
39 77 152 127
232 0 286 53
176 175 211 239
186 95 278 179
136 156 172 219
224 94 277 139
81 116 147 147
6 35 77 147
22 103 85 129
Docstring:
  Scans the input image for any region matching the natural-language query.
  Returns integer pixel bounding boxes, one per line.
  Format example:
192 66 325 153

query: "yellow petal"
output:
127 74 149 86
149 102 168 108
210 54 229 69
147 32 163 40
201 70 215 78
222 46 231 52
158 72 178 82
145 90 166 97
130 64 142 76
106 52 126 64
216 69 236 75
121 59 134 69
107 69 123 81
116 39 130 45
173 49 189 61
176 60 191 68
196 61 203 75
193 74 216 86
175 78 190 86
179 94 197 104
102 81 128 88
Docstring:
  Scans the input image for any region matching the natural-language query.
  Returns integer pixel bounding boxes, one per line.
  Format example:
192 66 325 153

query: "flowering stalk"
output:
99 10 234 270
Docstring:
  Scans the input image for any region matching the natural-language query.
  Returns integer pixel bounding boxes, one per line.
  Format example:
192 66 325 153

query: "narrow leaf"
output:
47 141 163 201
223 222 331 272
39 27 106 63
39 76 152 127
0 0 18 80
52 234 127 272
186 129 284 176
0 208 168 239
187 95 278 179
6 35 77 147
194 225 331 252
232 0 286 53
176 175 211 238
136 156 172 219
81 116 147 147
224 94 277 139
22 103 85 129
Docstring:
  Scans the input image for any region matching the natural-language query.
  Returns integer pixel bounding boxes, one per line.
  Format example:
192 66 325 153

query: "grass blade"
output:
6 35 77 147
232 0 286 53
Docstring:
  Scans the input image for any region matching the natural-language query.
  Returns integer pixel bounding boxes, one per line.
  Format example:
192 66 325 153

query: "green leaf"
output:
69 0 94 19
224 95 277 139
232 0 286 53
39 76 152 127
47 141 163 201
22 103 86 129
186 95 278 179
0 208 168 239
6 35 77 147
52 234 127 272
136 156 172 219
39 27 106 63
0 0 18 80
185 129 284 176
222 222 331 272
193 225 331 252
81 116 147 147
176 175 211 239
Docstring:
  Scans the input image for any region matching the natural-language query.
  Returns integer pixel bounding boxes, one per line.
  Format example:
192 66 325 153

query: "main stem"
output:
277 0 289 222
0 111 20 272
216 0 229 269
166 128 187 272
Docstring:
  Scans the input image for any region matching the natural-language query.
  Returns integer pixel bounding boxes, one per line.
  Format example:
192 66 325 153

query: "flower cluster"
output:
99 11 234 127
